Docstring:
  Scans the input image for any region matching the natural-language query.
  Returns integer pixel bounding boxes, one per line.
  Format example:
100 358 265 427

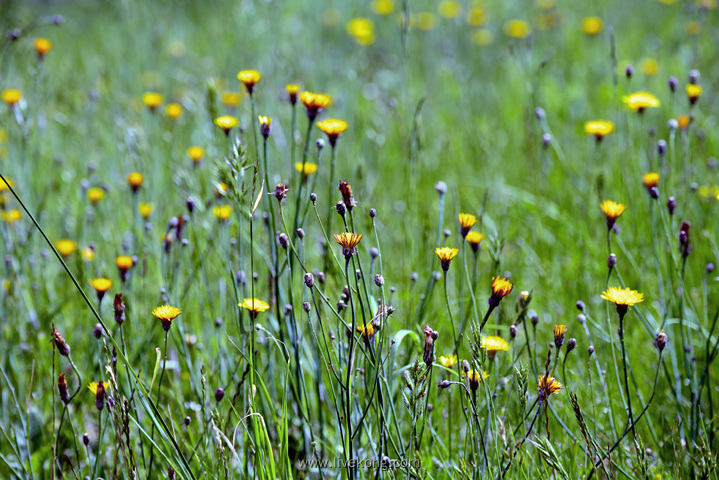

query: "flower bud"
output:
296 228 304 239
576 300 585 311
369 208 376 218
114 293 126 325
369 247 379 258
374 274 385 287
657 140 667 155
608 253 617 269
588 345 595 356
650 186 659 199
58 374 69 404
438 380 451 389
302 302 311 312
668 76 678 92
310 192 317 203
667 196 676 216
215 388 225 403
316 138 325 149
707 263 715 274
278 233 289 250
566 338 576 353
52 328 71 356
653 331 667 351
184 416 191 426
509 325 517 338
534 107 545 120
83 433 90 446
689 69 700 85
434 181 447 196
625 64 634 78
335 201 346 217
542 133 552 148
668 119 679 131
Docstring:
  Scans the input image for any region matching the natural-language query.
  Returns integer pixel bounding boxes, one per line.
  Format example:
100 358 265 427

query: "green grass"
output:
1 0 718 478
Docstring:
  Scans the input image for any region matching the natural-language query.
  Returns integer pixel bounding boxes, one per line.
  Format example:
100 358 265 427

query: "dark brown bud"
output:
53 328 71 356
438 380 451 389
114 293 126 325
339 180 356 211
215 388 225 402
653 331 667 351
274 184 288 203
58 374 69 404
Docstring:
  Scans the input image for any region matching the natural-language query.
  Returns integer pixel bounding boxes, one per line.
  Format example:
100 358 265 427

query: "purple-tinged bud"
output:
8 28 21 41
653 331 667 351
707 263 715 274
530 311 539 326
316 138 325 149
542 133 551 148
278 233 289 250
588 345 595 356
310 192 317 203
83 433 90 446
608 253 617 269
667 197 676 216
625 65 634 78
335 201 346 217
302 302 311 312
668 119 679 131
369 208 377 218
566 338 576 353
296 228 304 239
650 186 659 199
535 107 545 120
577 314 586 324
214 388 225 403
509 325 517 338
576 300 585 312
668 76 678 92
410 272 418 282
304 273 314 288
93 323 103 339
434 181 447 196
186 197 196 214
657 140 667 155
184 416 191 426
438 380 451 389
369 247 379 258
374 274 385 287
689 69 700 85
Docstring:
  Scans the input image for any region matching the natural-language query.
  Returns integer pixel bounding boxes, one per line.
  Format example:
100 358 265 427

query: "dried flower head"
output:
435 247 459 272
52 328 71 356
338 180 356 211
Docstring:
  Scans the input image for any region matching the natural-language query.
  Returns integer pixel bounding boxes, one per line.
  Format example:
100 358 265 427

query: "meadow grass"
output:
0 0 718 478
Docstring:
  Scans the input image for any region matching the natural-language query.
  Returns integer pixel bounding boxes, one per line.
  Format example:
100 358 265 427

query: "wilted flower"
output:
338 180 356 211
52 328 71 356
423 325 438 367
58 374 69 403
114 293 126 325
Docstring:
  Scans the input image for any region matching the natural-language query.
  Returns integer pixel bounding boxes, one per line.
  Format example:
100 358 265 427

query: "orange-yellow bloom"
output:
538 375 562 397
142 92 163 111
435 247 459 271
334 232 363 258
238 70 261 94
622 92 660 112
316 118 348 146
152 304 182 331
584 120 615 141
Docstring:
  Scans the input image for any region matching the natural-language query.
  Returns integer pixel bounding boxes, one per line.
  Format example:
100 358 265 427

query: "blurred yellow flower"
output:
166 103 182 119
286 84 301 104
139 202 154 218
2 209 21 223
142 92 163 111
466 8 486 26
465 231 485 250
643 172 660 189
127 172 143 192
222 91 242 107
34 38 52 58
439 354 457 368
90 278 113 293
214 182 229 198
87 381 109 395
417 12 436 30
622 92 660 112
372 0 394 14
215 115 238 135
239 298 270 316
686 21 701 35
537 0 556 9
686 84 702 104
347 18 374 45
55 239 77 257
641 58 659 76
482 336 510 359
2 89 22 107
295 162 319 176
213 205 232 222
439 1 462 18
581 17 603 35
504 20 531 38
600 200 626 222
187 146 205 163
677 114 691 129
82 247 94 262
584 120 615 140
87 188 106 203
471 29 494 46
0 178 13 191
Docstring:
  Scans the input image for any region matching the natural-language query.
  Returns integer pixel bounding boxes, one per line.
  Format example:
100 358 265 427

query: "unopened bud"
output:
302 302 311 312
374 274 385 287
215 388 225 402
608 253 617 269
566 338 576 353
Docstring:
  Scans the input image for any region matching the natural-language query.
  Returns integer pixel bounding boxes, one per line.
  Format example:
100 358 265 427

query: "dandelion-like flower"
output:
435 247 459 272
334 232 363 259
215 115 238 136
677 114 691 129
87 188 106 204
295 162 318 176
347 18 374 45
439 354 457 368
88 381 109 411
222 91 241 107
238 70 261 95
152 305 182 331
481 335 510 359
2 210 21 223
643 172 660 190
187 146 204 163
622 92 660 113
538 375 562 398
2 89 22 107
356 323 375 341
488 276 513 307
286 84 300 104
142 92 163 111
258 115 272 138
139 202 154 218
504 19 531 38
166 103 182 119
213 205 232 222
90 278 113 302
458 213 477 237
465 231 485 252
82 246 94 262
116 256 134 281
584 120 615 141
34 38 52 59
238 298 270 318
601 287 644 315
55 239 77 257
553 324 567 349
581 17 603 35
686 84 702 105
300 92 332 121
317 118 348 147
127 172 143 193
600 200 626 229
465 369 489 390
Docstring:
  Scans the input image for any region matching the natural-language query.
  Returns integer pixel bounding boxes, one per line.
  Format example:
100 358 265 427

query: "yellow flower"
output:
439 354 457 368
538 375 562 397
87 188 106 204
127 172 143 192
237 70 261 94
600 200 626 226
553 324 567 348
622 92 660 112
643 172 660 189
2 209 21 223
215 115 238 135
285 84 300 104
187 146 205 163
90 278 113 293
2 89 22 107
416 12 435 30
317 118 348 146
222 91 242 107
601 287 644 307
537 0 556 9
435 247 459 271
471 29 494 46
115 256 134 271
686 20 701 35
482 336 510 358
295 162 319 176
166 103 182 119
213 182 229 198
581 16 603 35
347 18 374 45
686 84 702 104
213 205 232 222
466 8 485 26
677 114 691 129
152 304 182 331
465 231 485 252
87 381 110 396
258 115 272 137
504 19 531 38
465 369 489 389
356 323 375 340
641 58 659 76
584 120 615 141
142 92 163 111
371 0 394 15
34 38 52 58
82 247 94 262
490 276 514 303
300 92 332 120
438 1 462 18
458 213 477 237
139 202 154 218
0 178 10 193
334 232 363 257
239 298 270 317
55 239 77 257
